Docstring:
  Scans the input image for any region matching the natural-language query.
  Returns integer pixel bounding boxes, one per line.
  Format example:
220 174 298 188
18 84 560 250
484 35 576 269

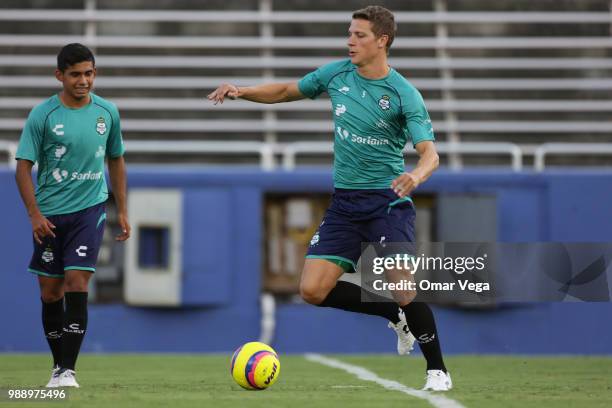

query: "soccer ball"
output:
230 341 281 390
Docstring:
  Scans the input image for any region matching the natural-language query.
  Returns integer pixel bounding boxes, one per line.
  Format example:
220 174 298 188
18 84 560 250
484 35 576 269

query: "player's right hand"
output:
30 212 56 244
207 83 241 105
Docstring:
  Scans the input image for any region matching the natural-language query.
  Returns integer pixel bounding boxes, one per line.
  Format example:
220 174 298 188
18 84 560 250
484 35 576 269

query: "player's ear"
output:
378 34 389 49
54 69 64 83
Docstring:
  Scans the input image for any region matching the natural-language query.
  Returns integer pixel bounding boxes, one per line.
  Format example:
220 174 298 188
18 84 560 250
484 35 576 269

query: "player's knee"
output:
64 281 88 292
397 290 418 307
64 275 90 292
39 279 64 302
299 282 328 305
395 289 419 307
40 290 63 303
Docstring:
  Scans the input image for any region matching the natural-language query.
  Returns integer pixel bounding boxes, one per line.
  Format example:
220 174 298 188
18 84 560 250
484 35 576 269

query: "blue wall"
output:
1 167 612 354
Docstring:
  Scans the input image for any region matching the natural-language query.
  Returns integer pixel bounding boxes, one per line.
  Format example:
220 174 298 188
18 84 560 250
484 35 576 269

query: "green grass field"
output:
1 354 611 408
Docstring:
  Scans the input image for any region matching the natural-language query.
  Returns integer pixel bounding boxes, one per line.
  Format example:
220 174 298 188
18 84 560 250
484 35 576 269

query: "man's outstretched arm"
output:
207 82 305 105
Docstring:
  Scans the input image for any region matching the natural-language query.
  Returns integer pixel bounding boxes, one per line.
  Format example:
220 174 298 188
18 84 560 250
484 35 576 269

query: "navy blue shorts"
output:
306 189 416 273
28 202 106 278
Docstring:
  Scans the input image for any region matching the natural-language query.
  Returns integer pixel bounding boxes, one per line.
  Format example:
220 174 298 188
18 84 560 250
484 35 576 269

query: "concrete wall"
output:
1 167 611 354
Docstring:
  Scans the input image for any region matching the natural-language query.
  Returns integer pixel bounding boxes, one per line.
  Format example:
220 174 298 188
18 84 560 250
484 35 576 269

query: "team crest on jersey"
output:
378 95 391 110
96 117 107 135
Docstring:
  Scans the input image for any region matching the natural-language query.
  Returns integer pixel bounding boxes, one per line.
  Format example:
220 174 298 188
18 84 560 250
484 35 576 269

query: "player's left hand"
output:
116 212 131 241
391 172 421 198
207 83 241 105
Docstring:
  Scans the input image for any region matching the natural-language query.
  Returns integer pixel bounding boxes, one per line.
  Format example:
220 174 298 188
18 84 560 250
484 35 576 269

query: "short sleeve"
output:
16 108 45 163
401 88 435 147
106 104 125 158
298 67 327 99
297 59 352 100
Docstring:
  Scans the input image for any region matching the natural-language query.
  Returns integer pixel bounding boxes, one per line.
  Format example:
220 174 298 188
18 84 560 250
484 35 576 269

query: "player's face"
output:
347 19 388 66
55 61 96 101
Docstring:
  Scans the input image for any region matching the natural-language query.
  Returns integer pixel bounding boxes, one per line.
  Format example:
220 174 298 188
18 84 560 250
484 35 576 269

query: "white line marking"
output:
305 354 466 408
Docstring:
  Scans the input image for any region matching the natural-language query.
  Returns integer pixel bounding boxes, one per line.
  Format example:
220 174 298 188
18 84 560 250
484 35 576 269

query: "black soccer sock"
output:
401 302 447 372
318 281 401 324
42 297 64 368
61 292 88 371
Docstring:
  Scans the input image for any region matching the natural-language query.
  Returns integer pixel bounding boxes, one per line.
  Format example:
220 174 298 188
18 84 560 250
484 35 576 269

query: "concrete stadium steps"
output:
0 1 611 169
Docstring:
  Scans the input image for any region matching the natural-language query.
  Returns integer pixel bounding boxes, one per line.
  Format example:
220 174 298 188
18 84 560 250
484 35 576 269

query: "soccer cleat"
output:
45 366 61 388
423 370 453 391
387 309 415 355
57 369 80 388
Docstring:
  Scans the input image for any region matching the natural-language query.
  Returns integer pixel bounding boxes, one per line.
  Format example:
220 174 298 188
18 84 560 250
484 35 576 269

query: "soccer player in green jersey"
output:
208 6 451 391
15 43 130 388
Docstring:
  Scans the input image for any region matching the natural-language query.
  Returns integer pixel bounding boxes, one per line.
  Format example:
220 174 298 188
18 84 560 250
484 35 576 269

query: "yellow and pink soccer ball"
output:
230 341 280 390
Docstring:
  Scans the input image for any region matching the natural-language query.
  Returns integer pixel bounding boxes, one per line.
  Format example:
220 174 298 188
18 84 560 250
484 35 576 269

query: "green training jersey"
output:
298 59 435 189
16 93 125 216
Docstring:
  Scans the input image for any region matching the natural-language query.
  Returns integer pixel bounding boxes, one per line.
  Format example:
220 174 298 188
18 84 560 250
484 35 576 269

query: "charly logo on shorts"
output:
310 232 320 246
41 247 54 263
378 95 391 110
76 246 88 257
96 117 107 135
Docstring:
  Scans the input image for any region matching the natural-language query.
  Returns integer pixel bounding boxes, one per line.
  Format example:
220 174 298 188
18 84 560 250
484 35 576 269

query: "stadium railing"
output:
282 141 524 171
0 140 522 171
5 138 612 172
534 143 612 172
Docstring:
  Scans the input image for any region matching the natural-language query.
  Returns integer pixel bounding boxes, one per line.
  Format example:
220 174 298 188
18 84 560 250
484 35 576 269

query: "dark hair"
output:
57 43 95 71
352 5 397 51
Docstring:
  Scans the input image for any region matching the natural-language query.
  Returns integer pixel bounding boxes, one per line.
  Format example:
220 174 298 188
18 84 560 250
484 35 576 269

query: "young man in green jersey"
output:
208 6 451 391
15 43 130 388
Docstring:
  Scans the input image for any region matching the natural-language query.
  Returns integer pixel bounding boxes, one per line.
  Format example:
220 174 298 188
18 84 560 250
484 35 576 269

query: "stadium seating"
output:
1 0 611 169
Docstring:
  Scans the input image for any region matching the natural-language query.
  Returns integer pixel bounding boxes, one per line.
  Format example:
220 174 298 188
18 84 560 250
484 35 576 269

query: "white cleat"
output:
45 366 61 388
387 310 415 355
57 369 80 388
423 370 453 391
